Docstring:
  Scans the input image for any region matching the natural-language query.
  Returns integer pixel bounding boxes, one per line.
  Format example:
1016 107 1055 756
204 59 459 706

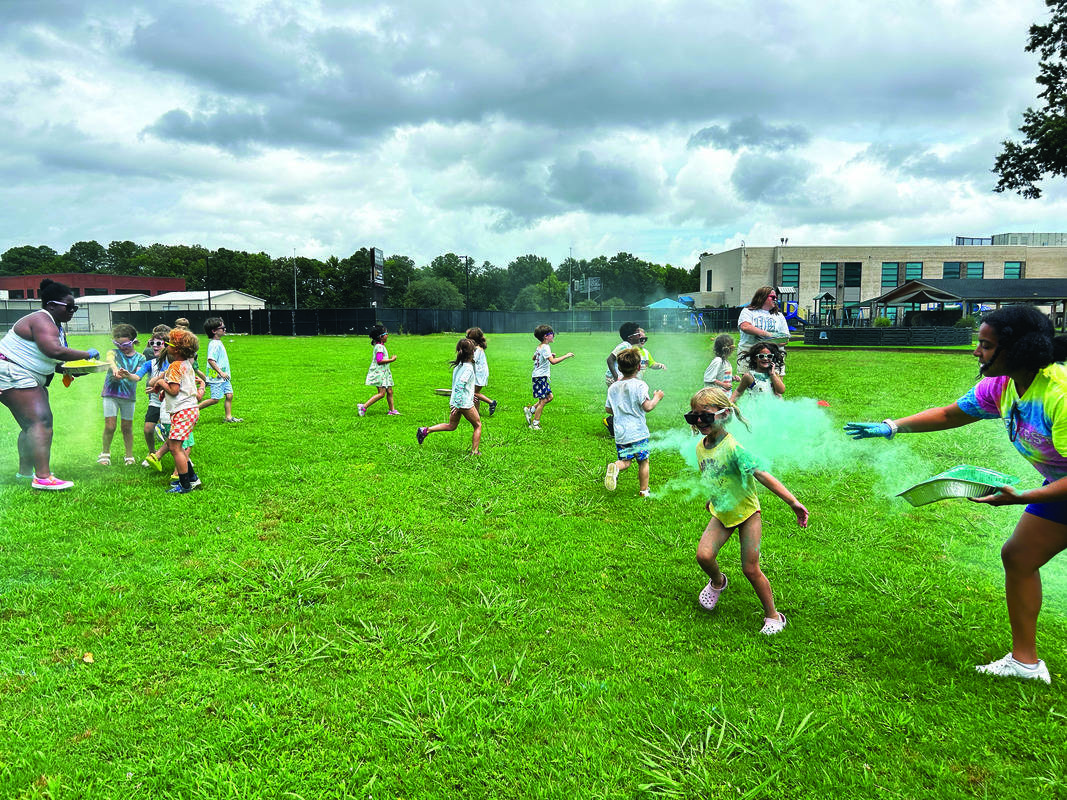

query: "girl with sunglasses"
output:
98 323 146 466
731 342 785 403
125 325 171 459
845 306 1067 684
687 386 808 635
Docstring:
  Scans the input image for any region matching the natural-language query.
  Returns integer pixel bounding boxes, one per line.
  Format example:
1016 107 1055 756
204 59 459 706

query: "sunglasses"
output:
756 353 773 360
149 339 166 348
48 301 78 313
629 335 648 343
683 409 730 426
113 339 138 348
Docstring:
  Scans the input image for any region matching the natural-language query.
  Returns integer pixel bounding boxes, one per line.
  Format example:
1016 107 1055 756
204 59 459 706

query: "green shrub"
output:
955 314 977 328
872 316 893 327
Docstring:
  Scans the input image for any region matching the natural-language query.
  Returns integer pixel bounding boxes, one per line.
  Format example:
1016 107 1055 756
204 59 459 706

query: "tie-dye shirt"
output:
696 433 766 527
956 362 1067 482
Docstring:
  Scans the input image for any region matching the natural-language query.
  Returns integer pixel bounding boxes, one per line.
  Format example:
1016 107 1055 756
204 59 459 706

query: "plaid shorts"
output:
616 437 650 463
532 376 551 399
169 407 199 442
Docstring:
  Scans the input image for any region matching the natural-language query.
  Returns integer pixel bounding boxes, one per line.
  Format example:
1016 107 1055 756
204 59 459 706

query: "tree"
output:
105 241 145 274
66 240 107 273
661 264 696 296
0 245 59 275
384 255 416 307
404 277 464 309
994 1 1067 198
506 254 553 305
511 284 543 312
468 262 507 310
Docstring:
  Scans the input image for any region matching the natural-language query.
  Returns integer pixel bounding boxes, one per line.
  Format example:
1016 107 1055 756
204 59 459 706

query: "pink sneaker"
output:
387 410 401 416
357 404 366 417
32 475 73 491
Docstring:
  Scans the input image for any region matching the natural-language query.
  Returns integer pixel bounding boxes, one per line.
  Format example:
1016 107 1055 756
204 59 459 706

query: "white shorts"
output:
0 358 48 390
102 396 137 420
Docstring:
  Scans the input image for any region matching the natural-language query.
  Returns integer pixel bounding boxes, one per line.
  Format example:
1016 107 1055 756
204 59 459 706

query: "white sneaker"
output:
698 574 727 610
759 612 787 635
357 404 366 418
604 463 619 490
976 653 1051 684
523 406 533 425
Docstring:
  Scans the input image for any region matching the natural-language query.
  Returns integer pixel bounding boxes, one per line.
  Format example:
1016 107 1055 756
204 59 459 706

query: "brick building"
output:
0 273 184 299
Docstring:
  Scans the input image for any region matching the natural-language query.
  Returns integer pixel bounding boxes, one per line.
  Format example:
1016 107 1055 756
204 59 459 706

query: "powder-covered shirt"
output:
606 377 651 446
162 359 198 415
956 362 1067 482
450 362 476 409
206 338 230 382
532 343 552 378
696 432 765 527
101 348 146 400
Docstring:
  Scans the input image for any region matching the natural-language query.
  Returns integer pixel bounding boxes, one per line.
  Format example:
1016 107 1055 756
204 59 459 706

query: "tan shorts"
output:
0 359 47 390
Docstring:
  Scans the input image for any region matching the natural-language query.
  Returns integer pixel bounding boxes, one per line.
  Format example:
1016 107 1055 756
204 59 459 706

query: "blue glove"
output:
843 422 892 440
87 348 100 360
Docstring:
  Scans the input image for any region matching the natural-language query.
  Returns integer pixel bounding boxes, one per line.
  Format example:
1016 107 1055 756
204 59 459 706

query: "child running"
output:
98 324 147 467
198 317 243 422
158 328 203 493
703 334 738 390
604 347 664 497
466 327 497 416
731 342 785 402
686 386 808 634
416 337 481 454
523 325 574 430
604 322 645 435
359 324 398 416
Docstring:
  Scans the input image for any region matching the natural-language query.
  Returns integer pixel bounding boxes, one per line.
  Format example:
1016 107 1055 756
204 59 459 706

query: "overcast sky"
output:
1 0 1062 270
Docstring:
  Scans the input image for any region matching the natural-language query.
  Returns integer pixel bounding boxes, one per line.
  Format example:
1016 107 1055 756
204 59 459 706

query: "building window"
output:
1004 261 1023 279
780 262 799 287
705 270 713 291
843 263 861 304
966 261 984 279
820 262 837 290
943 262 961 279
881 262 898 288
905 262 923 281
83 287 107 296
9 289 24 299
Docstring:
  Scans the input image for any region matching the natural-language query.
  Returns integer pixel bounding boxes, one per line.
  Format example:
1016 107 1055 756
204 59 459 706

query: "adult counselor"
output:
846 305 1067 684
0 279 99 490
737 286 790 375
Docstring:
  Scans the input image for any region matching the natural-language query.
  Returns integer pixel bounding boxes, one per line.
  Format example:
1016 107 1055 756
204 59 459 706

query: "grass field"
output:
0 331 1065 799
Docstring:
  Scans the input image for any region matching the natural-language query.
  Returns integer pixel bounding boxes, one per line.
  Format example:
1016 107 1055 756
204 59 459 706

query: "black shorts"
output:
144 404 161 424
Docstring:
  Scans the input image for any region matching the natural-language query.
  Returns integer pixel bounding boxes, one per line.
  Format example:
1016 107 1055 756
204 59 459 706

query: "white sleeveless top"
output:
0 309 65 376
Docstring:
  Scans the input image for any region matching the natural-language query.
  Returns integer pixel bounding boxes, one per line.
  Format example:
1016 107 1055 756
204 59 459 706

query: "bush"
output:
955 315 977 328
872 316 893 327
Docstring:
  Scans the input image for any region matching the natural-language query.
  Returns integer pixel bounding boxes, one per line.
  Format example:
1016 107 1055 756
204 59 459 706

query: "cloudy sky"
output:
1 0 1063 270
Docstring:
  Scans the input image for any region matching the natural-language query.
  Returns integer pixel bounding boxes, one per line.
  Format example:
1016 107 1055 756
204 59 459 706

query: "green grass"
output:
0 332 1065 798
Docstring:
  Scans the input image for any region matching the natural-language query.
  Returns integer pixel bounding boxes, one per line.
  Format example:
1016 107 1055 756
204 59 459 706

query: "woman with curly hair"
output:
846 305 1067 684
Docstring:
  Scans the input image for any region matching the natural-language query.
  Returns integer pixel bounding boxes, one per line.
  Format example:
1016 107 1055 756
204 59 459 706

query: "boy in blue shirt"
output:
197 317 243 422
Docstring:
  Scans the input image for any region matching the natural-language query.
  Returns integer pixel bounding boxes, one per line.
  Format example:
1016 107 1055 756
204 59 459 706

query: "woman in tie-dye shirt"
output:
845 305 1067 685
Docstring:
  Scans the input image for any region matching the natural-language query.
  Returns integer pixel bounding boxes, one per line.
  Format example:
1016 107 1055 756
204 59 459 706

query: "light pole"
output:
205 252 212 312
292 247 298 310
457 254 472 329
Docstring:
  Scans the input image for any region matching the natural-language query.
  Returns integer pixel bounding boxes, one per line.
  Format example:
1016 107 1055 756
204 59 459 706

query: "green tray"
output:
897 465 1020 507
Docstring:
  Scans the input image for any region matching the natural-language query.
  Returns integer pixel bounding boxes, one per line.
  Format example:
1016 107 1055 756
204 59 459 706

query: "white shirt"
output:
606 378 651 445
532 343 552 378
738 307 788 354
450 362 476 409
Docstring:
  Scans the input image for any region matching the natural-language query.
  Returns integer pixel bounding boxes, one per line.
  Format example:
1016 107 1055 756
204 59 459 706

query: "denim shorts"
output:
208 380 233 399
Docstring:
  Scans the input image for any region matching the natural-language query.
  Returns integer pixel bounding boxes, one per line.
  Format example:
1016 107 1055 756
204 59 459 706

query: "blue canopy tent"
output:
645 298 691 309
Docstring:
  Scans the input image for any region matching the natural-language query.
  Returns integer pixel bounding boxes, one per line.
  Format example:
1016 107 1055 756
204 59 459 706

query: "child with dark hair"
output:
359 324 398 416
524 325 574 430
417 338 482 454
98 323 146 466
731 342 785 402
704 334 738 389
604 347 664 497
466 327 497 416
198 316 242 422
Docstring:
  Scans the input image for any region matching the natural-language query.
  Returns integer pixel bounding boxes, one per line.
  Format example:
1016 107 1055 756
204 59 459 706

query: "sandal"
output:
96 453 110 466
124 456 136 466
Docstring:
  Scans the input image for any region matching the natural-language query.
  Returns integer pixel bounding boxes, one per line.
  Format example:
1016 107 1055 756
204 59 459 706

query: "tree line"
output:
0 241 698 311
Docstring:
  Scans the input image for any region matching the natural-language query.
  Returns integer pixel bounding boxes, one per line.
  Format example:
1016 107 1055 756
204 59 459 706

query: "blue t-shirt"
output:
207 339 230 382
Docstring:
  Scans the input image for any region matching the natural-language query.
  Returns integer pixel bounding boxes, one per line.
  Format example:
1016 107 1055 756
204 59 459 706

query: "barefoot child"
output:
359 324 398 416
523 325 574 430
466 327 497 416
416 337 481 454
686 386 808 634
604 347 664 497
98 324 147 466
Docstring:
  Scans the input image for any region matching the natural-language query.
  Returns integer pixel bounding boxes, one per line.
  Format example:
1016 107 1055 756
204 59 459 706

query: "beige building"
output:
696 239 1067 318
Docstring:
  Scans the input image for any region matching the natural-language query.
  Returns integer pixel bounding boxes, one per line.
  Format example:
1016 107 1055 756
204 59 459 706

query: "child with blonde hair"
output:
685 386 807 634
703 334 738 390
98 323 146 466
